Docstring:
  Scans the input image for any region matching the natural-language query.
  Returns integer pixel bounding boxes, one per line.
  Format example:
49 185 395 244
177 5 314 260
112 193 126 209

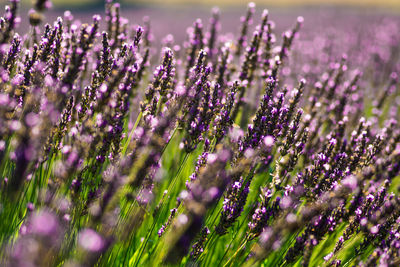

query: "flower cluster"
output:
0 1 400 266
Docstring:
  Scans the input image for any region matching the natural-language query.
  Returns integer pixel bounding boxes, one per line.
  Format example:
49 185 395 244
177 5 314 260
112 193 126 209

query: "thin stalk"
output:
121 111 143 156
223 237 248 267
132 152 190 266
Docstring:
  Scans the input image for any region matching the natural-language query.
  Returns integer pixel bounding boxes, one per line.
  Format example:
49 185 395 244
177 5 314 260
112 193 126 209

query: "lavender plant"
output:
0 1 400 266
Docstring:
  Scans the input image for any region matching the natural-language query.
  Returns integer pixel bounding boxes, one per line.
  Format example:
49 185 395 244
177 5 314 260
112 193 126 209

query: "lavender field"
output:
1 0 400 266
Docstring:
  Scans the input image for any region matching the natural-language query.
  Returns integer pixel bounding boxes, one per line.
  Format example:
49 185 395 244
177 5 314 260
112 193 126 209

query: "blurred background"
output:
9 0 400 55
14 0 400 9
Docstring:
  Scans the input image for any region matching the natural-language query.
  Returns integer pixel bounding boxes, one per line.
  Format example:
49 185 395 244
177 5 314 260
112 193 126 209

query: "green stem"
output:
122 111 143 156
223 238 248 267
132 152 190 266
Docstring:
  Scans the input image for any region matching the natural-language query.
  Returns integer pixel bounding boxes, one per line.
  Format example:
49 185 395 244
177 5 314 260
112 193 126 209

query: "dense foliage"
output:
1 0 400 266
